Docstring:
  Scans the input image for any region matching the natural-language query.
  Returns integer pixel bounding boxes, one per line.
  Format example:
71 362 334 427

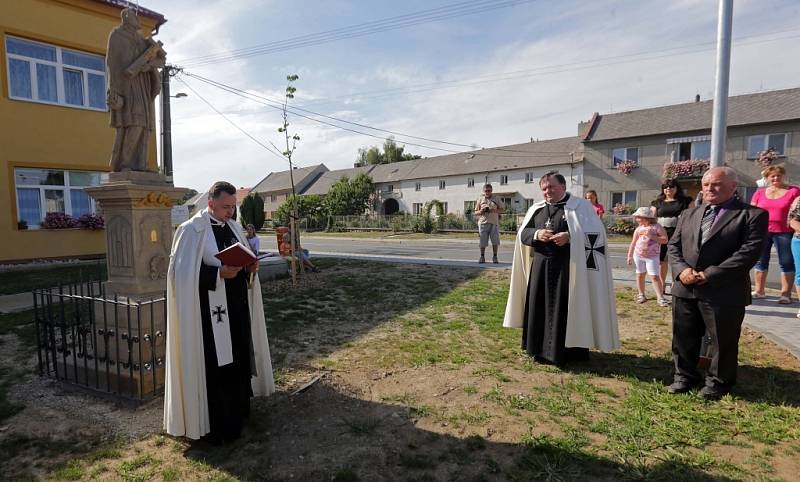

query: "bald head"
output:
701 166 738 205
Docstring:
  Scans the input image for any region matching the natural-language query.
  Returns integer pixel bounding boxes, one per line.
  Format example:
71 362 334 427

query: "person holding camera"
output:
474 183 504 263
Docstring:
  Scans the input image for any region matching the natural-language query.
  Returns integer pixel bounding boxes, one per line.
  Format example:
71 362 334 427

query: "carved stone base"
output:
86 174 188 296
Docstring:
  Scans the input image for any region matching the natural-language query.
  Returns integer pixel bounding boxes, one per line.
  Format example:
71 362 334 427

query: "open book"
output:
214 242 270 267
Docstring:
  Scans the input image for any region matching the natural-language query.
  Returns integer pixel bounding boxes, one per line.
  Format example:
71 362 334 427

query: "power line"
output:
176 27 800 153
181 0 497 64
185 72 477 148
181 71 573 157
295 28 800 108
179 0 538 68
176 77 286 161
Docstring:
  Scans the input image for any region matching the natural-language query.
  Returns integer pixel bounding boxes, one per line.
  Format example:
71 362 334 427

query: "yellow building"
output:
0 0 165 263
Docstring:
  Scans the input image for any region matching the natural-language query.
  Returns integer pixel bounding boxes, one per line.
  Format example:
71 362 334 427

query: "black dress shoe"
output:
699 385 729 401
668 381 697 394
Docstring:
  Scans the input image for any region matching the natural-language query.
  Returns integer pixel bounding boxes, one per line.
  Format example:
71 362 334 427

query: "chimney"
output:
695 94 701 102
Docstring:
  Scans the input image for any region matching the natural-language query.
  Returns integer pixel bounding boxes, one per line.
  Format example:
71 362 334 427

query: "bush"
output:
390 215 414 232
607 217 636 235
411 213 433 233
499 215 517 232
42 212 78 229
442 213 464 230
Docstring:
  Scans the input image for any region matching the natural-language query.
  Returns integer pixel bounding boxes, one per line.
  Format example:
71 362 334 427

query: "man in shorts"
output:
474 183 504 263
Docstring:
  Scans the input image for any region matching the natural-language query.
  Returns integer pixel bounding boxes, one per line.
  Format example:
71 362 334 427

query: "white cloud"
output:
142 0 800 191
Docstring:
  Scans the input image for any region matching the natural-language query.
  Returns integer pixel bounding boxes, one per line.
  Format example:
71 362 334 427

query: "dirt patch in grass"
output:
1 259 799 480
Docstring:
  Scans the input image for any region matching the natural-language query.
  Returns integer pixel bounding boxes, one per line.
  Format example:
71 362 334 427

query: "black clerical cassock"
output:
198 221 255 442
519 194 589 364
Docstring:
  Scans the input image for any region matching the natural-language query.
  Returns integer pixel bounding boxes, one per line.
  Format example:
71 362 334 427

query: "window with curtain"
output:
612 147 640 166
5 36 106 111
747 133 787 159
14 168 103 228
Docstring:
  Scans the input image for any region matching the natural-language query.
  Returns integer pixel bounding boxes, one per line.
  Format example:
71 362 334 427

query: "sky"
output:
140 0 800 192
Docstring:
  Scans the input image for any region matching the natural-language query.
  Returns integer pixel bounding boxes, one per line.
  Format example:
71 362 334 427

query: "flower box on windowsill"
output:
663 159 710 180
615 160 639 176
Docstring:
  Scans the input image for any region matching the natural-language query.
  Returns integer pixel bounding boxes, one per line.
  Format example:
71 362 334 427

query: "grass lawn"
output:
1 259 799 481
0 262 106 295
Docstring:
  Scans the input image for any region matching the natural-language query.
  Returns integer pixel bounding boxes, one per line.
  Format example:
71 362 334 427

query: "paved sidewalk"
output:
743 297 800 359
0 292 33 314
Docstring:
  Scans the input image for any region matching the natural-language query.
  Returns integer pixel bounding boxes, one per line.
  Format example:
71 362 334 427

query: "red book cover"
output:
214 242 257 267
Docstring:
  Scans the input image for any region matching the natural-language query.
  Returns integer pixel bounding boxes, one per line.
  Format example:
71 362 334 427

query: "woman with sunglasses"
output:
651 179 692 285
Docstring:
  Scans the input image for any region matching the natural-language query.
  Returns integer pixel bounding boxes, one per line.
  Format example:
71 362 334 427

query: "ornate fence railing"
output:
32 281 167 401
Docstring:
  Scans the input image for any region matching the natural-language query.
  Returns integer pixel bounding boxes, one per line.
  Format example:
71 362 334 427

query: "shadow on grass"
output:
182 382 734 482
562 351 800 407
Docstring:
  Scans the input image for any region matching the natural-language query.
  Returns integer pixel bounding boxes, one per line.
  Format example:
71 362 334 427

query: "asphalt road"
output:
261 234 785 288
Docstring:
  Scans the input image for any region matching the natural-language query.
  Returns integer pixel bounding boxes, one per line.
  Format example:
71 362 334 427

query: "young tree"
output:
271 74 302 283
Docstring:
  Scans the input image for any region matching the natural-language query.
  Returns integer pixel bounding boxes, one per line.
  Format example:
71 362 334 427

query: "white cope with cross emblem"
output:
584 232 606 271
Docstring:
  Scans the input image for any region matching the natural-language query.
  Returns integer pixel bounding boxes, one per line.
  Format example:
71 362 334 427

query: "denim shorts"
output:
754 232 795 273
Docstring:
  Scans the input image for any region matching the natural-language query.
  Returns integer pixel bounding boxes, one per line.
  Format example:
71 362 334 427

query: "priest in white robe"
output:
504 172 619 364
164 181 275 442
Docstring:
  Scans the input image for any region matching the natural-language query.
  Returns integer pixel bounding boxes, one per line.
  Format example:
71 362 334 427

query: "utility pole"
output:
161 64 175 179
710 0 734 168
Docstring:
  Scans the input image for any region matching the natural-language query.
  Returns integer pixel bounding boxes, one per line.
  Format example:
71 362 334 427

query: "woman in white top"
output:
245 224 260 254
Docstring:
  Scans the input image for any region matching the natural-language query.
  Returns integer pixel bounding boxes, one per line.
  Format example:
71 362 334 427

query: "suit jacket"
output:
668 198 767 305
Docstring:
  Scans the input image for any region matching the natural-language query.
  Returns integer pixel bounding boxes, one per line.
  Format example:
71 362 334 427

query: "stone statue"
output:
106 8 166 172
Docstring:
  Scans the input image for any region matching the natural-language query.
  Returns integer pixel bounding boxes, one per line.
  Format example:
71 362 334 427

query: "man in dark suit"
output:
667 167 768 400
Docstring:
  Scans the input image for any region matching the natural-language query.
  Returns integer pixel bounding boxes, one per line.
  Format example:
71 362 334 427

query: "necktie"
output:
700 205 718 244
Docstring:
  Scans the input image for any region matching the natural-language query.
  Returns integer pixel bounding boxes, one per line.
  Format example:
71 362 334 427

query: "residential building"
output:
581 88 800 210
251 164 328 220
1 0 165 262
366 136 582 215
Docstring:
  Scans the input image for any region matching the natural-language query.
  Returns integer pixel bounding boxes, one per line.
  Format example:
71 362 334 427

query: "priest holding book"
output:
164 181 275 442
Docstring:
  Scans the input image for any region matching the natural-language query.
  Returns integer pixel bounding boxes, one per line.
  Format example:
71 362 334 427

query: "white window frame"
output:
610 190 637 207
412 203 423 215
499 175 508 185
467 178 475 188
524 173 534 184
525 198 535 209
612 147 639 166
5 35 107 111
747 133 788 159
14 168 102 229
415 182 421 191
270 194 277 202
438 180 446 190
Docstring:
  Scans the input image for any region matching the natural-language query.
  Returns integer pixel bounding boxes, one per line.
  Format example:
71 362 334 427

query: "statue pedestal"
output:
86 172 188 296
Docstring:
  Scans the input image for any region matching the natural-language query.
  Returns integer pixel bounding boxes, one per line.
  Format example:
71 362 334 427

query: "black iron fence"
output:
32 281 167 401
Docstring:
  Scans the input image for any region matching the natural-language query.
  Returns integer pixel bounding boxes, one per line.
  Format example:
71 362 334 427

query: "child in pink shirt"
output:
627 206 669 306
